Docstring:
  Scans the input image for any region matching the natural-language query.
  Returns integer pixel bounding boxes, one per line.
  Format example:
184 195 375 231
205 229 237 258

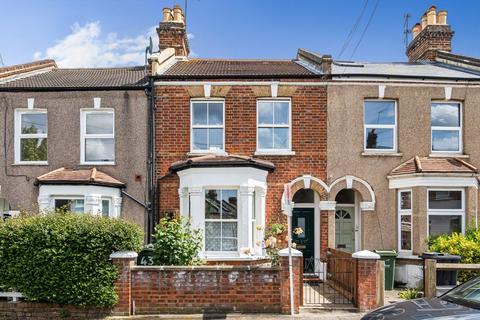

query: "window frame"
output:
14 109 48 165
190 99 226 154
363 99 397 153
256 98 292 154
204 188 239 253
53 196 85 213
397 189 413 254
427 188 465 237
80 109 115 165
430 101 463 154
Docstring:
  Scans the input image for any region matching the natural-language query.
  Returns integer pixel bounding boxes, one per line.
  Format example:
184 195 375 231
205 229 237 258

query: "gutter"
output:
0 85 147 92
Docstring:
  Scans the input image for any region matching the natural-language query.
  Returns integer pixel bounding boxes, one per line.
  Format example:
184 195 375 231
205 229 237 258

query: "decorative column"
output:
239 186 255 251
279 248 303 314
112 197 122 218
178 187 189 219
352 250 381 312
256 187 267 256
85 195 101 215
110 251 138 316
188 186 204 230
37 195 51 213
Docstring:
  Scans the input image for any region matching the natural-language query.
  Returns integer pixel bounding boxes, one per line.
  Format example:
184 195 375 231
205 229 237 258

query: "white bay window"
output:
205 189 238 252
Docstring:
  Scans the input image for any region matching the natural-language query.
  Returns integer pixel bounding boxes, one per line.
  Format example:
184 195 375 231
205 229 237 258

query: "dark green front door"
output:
292 207 315 273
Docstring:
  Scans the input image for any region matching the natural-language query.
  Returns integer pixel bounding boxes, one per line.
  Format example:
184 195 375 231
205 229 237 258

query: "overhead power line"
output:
338 0 369 59
349 0 380 60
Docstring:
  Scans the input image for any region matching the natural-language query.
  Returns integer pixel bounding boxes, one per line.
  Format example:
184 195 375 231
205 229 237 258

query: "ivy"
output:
0 212 143 307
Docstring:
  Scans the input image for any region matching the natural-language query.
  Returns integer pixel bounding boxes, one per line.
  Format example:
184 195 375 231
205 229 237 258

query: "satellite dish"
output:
148 37 153 55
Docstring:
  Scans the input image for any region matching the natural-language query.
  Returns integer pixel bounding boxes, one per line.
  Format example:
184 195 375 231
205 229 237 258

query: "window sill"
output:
254 150 296 156
429 153 469 158
79 162 116 166
187 151 228 157
361 152 403 157
12 162 49 166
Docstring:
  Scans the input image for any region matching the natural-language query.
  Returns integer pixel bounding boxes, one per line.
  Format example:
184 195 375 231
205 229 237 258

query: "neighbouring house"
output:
150 5 331 264
0 61 152 236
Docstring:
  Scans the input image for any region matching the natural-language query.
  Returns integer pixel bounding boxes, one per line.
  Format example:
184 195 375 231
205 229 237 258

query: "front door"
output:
335 206 355 253
292 207 315 273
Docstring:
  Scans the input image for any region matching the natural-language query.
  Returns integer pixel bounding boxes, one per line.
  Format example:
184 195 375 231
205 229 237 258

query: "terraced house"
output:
0 61 151 236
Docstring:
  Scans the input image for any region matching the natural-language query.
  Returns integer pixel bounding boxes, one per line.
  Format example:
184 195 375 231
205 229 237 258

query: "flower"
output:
265 236 277 248
256 225 263 231
291 242 297 249
293 227 304 236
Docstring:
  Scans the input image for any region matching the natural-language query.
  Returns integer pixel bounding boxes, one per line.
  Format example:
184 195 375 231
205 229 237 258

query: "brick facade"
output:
0 302 110 320
406 24 453 62
155 83 327 227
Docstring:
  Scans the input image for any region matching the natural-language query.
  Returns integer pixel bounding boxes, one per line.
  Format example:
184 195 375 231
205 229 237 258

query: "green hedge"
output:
429 228 480 282
0 213 143 307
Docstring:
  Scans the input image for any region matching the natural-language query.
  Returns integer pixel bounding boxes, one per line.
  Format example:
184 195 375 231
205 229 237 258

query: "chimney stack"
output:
157 5 189 57
406 6 454 62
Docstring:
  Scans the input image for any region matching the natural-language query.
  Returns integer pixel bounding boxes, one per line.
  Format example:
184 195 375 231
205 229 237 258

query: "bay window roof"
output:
169 154 275 173
36 167 125 188
390 156 477 176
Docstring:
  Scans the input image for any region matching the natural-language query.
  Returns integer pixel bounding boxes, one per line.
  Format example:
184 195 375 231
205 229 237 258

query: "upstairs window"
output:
257 100 291 152
191 101 224 152
431 102 462 153
15 110 48 164
364 100 396 152
81 110 115 164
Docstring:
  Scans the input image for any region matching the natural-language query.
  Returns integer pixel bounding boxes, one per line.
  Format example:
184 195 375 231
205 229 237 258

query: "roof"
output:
0 65 148 90
169 154 275 172
159 59 315 78
331 61 480 80
390 156 477 176
36 167 125 187
0 59 56 79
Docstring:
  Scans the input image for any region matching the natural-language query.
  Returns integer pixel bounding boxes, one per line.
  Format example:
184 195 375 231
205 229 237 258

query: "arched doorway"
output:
335 189 359 253
291 188 320 273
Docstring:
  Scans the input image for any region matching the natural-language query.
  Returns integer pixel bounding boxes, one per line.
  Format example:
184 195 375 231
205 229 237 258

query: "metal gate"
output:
303 248 355 307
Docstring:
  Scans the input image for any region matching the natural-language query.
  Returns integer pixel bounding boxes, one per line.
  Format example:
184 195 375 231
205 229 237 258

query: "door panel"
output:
292 207 315 273
335 207 355 253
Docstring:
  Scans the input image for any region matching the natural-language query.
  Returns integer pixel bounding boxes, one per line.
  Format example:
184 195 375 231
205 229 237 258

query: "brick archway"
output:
327 175 375 211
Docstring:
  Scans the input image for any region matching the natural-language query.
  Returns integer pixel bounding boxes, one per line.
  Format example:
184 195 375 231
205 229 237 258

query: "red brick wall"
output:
0 301 110 320
355 258 380 311
155 82 327 225
406 25 453 61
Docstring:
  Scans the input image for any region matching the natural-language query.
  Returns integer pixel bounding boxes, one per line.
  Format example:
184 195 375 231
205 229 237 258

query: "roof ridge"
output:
187 58 294 62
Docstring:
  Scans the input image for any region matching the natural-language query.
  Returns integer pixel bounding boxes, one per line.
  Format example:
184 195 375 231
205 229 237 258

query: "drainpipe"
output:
145 77 156 243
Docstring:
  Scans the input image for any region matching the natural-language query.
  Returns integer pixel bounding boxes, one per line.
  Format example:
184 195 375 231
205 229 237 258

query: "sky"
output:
1 0 479 68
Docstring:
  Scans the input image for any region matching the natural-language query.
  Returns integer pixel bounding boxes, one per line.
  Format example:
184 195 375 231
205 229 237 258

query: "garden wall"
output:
0 301 110 320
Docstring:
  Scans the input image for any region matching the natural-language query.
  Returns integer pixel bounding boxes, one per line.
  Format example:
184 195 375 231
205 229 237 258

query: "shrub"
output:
398 288 421 300
152 217 203 265
0 212 143 307
429 228 480 282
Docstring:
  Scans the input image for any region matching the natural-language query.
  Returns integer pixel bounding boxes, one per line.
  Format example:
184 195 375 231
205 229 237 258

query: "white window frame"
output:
256 98 293 154
14 109 48 165
80 109 115 165
397 189 413 254
430 101 463 154
53 196 85 213
190 99 225 154
101 198 112 217
427 188 465 236
204 188 239 254
363 99 397 153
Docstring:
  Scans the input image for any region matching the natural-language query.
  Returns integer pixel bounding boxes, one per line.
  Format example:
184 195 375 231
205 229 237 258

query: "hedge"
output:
0 213 143 307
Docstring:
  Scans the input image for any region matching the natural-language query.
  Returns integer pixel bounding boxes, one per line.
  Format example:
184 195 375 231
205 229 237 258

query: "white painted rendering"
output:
388 175 478 189
177 166 268 259
378 85 386 99
93 97 101 109
27 98 34 109
38 184 122 218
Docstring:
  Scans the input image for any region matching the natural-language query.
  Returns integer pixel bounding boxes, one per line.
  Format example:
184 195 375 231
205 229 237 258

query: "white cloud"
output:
33 22 158 68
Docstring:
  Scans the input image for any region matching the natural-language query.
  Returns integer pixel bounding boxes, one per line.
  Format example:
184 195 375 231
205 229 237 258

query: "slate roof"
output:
169 154 275 172
390 156 477 176
0 66 148 89
160 59 315 78
36 167 125 187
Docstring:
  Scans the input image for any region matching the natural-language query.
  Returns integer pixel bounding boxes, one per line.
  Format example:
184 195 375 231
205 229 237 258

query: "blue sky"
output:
1 0 479 67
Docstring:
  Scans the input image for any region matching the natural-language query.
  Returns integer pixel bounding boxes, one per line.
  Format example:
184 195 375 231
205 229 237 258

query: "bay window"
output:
257 100 291 152
15 110 48 164
428 189 464 237
191 100 224 152
398 190 412 252
364 100 396 151
205 189 238 252
81 110 115 164
431 102 462 153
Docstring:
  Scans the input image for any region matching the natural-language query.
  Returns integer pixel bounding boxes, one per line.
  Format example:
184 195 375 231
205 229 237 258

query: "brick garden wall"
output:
0 301 110 320
155 82 328 225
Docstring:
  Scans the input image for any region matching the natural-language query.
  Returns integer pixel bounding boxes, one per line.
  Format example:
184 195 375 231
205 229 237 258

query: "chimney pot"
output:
427 7 437 25
412 23 422 39
173 5 184 23
421 14 428 29
162 8 172 22
438 10 447 25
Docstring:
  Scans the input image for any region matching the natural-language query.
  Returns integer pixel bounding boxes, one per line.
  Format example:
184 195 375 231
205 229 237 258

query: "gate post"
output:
424 259 437 298
352 250 381 312
279 248 303 314
110 251 138 316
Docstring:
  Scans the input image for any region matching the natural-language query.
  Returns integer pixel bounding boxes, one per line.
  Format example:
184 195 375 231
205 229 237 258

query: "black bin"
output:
421 252 461 286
